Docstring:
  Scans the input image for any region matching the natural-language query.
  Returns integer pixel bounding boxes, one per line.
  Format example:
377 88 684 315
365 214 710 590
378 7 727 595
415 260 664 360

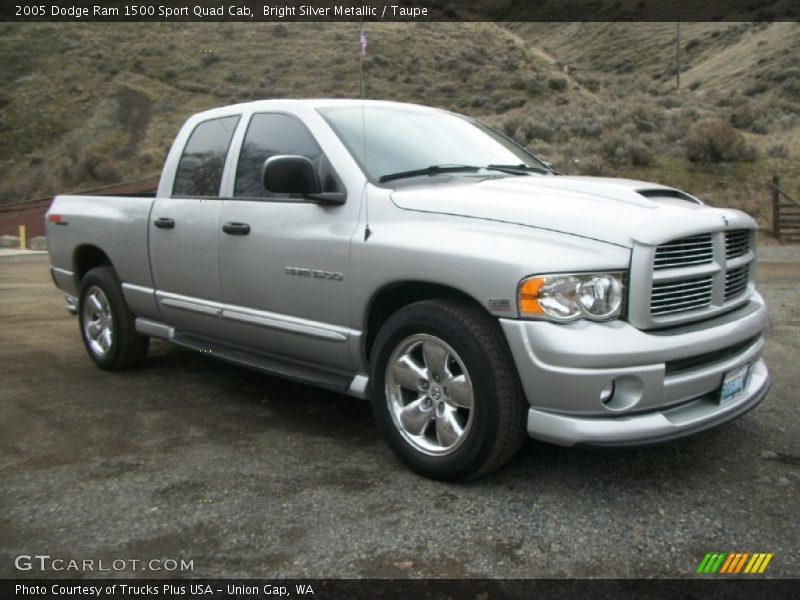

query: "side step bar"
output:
135 318 369 399
65 294 78 315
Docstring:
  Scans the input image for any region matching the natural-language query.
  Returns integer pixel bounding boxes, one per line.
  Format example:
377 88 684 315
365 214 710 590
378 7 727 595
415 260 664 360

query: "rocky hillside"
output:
1 21 798 228
0 22 568 203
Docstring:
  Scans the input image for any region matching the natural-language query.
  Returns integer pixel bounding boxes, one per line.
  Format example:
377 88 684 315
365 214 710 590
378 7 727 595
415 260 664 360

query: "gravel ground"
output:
1 254 798 579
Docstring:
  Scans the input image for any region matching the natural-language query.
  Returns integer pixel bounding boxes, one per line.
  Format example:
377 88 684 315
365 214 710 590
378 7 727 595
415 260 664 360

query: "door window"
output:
234 113 338 199
173 115 240 197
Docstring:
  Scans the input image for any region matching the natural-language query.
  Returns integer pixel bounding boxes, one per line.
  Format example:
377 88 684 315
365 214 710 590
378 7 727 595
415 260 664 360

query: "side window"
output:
172 115 240 197
234 113 336 199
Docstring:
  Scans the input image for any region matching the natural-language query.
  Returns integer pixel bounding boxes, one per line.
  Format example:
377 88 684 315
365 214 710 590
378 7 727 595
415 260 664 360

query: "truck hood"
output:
390 175 755 247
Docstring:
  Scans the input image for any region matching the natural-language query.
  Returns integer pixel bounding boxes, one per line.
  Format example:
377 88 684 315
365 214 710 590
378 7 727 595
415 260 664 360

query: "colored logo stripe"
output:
698 552 773 574
697 553 726 574
745 553 774 574
719 553 736 573
726 553 749 573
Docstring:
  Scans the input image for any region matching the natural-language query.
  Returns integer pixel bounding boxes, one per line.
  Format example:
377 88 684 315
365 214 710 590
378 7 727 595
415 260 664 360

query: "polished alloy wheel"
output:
82 286 114 357
384 334 474 456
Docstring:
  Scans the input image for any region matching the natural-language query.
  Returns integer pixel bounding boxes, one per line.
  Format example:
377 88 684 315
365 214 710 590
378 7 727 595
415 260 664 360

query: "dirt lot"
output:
1 254 798 578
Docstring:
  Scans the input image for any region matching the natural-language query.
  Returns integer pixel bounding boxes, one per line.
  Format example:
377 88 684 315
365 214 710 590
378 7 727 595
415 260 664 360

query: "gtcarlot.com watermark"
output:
14 554 194 573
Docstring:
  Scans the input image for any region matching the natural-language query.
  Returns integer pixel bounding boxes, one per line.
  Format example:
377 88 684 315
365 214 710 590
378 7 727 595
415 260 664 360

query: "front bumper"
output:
526 360 769 446
500 293 770 447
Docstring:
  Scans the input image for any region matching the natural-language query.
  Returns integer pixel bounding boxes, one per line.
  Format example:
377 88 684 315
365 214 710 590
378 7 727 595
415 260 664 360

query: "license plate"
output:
719 364 749 404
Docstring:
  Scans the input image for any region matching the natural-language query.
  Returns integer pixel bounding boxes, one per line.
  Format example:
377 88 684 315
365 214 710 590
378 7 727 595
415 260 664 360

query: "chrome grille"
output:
725 265 749 300
641 229 755 327
650 275 713 316
725 229 750 259
634 228 756 329
653 234 713 270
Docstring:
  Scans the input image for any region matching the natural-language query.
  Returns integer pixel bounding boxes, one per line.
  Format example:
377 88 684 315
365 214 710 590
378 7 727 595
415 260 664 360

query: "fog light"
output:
600 382 615 404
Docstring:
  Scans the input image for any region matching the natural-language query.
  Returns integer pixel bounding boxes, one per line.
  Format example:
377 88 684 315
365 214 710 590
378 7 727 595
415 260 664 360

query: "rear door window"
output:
173 115 240 197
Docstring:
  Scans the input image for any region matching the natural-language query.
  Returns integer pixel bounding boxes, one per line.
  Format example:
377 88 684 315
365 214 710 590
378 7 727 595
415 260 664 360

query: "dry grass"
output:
0 21 798 228
0 22 569 202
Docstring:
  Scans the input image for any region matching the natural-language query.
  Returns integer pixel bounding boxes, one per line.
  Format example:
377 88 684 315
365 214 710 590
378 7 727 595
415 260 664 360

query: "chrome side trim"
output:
347 374 370 399
53 267 74 278
121 282 159 320
135 318 174 339
122 283 155 295
160 297 222 316
154 291 351 343
221 309 347 343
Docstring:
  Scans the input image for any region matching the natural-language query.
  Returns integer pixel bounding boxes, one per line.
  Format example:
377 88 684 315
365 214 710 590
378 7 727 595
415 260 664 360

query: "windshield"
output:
318 104 548 183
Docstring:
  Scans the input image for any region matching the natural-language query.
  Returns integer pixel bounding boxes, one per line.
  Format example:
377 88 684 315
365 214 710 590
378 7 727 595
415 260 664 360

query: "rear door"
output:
149 115 239 337
218 112 358 371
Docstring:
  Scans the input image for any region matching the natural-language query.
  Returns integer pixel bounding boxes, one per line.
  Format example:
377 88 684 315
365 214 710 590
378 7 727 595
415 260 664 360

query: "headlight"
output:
518 272 625 321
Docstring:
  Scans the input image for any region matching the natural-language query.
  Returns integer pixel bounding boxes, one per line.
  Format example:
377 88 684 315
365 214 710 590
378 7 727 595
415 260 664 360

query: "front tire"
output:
79 266 149 370
369 298 528 481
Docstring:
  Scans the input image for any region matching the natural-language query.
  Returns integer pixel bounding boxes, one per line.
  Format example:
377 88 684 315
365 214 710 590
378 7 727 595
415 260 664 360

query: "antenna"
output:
362 95 371 240
359 24 371 241
358 25 366 99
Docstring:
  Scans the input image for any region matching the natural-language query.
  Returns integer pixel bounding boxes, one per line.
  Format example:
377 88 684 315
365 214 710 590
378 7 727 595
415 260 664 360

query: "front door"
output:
218 112 359 371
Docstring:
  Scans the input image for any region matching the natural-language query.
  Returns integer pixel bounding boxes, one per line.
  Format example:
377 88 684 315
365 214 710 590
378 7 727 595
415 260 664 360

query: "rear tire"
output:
369 298 528 481
79 266 149 370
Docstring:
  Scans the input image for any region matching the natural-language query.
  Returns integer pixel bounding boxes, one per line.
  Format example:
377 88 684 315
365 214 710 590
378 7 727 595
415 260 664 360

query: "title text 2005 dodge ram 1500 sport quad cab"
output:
47 100 770 480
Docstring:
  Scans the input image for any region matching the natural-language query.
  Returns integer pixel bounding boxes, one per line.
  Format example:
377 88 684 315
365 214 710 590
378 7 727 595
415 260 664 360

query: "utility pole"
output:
676 21 681 93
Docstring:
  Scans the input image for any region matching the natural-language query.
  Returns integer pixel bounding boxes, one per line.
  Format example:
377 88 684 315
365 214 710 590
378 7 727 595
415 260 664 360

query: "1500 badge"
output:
285 266 344 281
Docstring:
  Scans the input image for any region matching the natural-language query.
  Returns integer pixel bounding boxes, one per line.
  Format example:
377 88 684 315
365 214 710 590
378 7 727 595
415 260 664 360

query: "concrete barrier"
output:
0 234 20 248
29 236 47 251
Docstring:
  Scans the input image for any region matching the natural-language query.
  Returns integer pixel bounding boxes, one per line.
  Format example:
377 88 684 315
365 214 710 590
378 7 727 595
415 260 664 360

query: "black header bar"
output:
3 0 800 22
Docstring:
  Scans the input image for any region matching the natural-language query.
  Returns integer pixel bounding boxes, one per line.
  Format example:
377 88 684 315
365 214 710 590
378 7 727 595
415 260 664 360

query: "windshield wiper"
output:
379 164 481 183
485 163 550 175
378 163 552 183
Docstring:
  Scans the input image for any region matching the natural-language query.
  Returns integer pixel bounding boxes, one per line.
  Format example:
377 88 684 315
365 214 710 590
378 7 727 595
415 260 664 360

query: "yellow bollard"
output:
18 224 26 250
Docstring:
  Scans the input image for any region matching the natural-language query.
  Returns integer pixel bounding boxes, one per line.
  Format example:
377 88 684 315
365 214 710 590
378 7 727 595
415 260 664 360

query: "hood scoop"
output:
636 188 703 207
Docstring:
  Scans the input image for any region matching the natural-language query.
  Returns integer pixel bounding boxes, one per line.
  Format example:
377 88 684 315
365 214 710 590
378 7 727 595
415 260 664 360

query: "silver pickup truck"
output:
47 99 770 480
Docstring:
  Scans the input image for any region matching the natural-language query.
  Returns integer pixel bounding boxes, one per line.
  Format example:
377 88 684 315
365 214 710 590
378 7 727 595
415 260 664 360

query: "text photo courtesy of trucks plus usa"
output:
47 99 769 481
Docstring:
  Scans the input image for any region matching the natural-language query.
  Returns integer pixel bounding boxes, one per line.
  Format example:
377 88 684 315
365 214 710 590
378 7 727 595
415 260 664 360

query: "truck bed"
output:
46 194 156 297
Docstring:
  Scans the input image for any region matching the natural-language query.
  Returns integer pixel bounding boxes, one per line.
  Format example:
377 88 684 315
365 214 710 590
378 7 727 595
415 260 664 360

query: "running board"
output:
135 318 369 398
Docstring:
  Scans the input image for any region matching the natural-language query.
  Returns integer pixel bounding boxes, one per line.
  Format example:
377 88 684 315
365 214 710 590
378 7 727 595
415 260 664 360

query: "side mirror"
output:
263 155 320 195
262 155 345 205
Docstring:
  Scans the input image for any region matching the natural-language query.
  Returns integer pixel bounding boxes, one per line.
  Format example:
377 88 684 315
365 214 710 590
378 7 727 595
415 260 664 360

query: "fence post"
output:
772 174 779 239
18 224 26 250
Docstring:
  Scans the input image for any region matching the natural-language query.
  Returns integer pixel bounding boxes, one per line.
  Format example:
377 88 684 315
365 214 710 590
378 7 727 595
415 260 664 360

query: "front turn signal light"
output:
518 277 545 316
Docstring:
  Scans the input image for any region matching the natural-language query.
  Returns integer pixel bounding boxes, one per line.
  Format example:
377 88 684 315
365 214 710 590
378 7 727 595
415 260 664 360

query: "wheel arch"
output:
363 281 491 364
73 244 113 284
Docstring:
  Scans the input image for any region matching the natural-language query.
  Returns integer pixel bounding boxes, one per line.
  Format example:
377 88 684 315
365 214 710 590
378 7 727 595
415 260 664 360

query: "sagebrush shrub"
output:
684 120 759 163
767 144 789 158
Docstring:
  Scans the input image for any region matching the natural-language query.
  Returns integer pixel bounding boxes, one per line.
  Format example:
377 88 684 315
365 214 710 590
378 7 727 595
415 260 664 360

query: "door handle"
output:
222 222 251 235
154 217 175 229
